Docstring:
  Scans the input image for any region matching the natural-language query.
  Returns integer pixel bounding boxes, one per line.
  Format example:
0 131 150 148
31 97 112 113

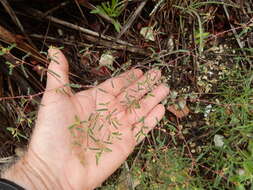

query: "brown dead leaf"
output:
167 104 190 119
0 25 47 64
0 71 3 97
91 66 111 77
0 25 16 43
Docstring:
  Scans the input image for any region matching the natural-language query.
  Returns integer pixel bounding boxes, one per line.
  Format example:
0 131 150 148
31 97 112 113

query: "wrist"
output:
2 156 46 189
2 153 63 190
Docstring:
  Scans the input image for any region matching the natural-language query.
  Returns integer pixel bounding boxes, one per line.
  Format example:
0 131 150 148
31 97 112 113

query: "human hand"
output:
2 48 169 189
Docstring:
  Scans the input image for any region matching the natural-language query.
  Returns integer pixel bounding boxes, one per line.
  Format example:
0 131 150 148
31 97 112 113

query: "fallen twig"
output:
1 0 36 49
117 0 147 39
0 25 47 64
82 34 148 55
74 0 88 24
41 1 69 17
27 8 133 47
30 34 148 55
0 25 16 43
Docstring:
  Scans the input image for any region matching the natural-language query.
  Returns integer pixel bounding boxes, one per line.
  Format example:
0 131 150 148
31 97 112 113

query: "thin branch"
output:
117 0 147 39
74 0 88 24
1 0 36 49
0 25 47 64
30 34 148 55
27 8 133 47
82 34 148 55
41 1 69 17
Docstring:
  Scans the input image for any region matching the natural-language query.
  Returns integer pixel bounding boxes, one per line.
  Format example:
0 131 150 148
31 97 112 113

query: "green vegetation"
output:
100 63 253 190
1 0 253 189
91 0 124 32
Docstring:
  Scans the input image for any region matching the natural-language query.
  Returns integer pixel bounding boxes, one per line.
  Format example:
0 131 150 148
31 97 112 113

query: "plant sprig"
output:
91 0 124 32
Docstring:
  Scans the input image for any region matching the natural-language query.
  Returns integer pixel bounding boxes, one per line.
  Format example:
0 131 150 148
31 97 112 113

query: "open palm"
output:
25 48 169 189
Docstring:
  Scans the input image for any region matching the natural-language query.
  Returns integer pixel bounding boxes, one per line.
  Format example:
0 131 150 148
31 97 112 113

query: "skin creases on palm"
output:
2 48 170 190
27 48 170 189
69 70 163 165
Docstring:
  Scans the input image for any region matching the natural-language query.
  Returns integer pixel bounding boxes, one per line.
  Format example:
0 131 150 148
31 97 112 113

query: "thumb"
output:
46 47 71 94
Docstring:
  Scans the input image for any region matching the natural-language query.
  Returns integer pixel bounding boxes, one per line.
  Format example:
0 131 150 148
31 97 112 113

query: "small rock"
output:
99 52 114 66
140 26 155 41
57 28 63 36
214 134 225 147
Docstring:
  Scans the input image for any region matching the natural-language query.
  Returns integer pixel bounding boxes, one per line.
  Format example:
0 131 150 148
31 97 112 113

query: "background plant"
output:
1 0 253 189
91 0 124 32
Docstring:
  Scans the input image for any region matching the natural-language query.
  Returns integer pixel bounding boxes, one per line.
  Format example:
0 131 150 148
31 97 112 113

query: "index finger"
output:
97 69 143 96
127 84 170 125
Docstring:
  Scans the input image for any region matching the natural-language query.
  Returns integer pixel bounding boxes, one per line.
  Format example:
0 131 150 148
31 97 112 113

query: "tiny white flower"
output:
237 169 245 176
204 104 212 117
